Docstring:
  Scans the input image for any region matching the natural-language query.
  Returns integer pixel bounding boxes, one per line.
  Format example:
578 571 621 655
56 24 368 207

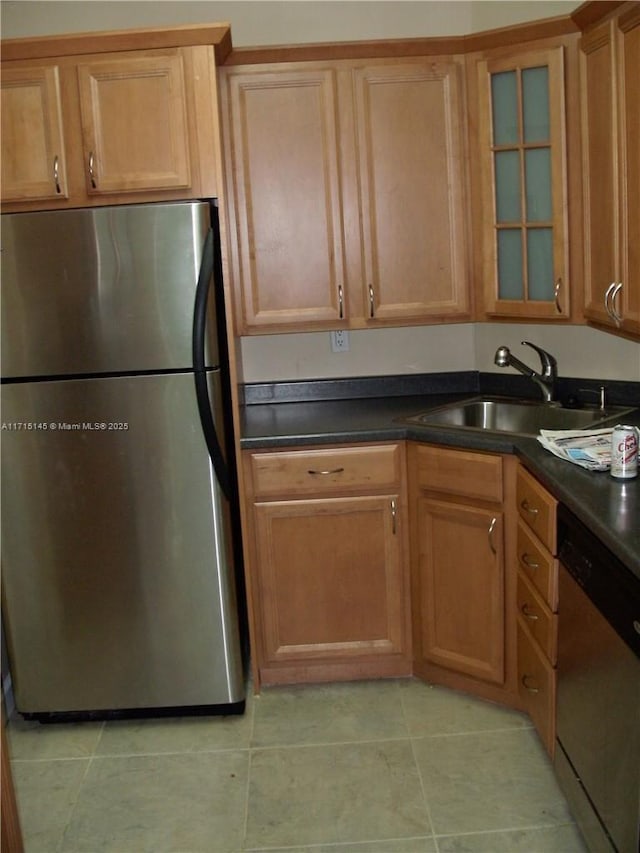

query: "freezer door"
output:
1 372 243 712
0 202 218 378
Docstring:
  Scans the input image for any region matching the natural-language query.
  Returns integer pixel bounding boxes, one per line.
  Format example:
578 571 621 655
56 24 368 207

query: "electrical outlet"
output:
330 330 350 353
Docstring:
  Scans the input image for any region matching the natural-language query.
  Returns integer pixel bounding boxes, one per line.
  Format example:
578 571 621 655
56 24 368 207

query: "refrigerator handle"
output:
192 227 231 501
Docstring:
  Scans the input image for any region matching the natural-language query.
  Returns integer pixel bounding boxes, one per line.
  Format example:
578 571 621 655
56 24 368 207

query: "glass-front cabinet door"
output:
477 47 570 319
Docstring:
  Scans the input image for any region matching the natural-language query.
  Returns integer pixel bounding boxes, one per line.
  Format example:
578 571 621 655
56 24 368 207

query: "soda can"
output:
610 425 639 480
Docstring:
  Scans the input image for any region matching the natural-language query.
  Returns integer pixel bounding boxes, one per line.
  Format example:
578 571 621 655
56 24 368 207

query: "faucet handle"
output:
521 341 557 378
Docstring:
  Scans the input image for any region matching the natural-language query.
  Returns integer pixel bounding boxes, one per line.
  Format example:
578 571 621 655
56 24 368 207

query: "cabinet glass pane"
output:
491 71 519 145
497 229 524 299
527 228 554 300
522 66 550 143
495 151 521 222
525 148 552 222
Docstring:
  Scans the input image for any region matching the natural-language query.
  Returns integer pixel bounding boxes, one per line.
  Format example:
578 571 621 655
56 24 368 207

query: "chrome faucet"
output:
494 341 558 403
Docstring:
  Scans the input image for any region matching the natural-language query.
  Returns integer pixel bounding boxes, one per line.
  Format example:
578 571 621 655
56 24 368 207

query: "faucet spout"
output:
494 342 558 403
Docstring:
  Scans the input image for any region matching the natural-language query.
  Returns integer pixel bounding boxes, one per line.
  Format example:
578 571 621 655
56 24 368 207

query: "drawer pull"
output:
520 553 540 570
307 467 345 476
520 499 539 517
521 674 540 694
521 603 539 621
369 284 375 319
391 499 397 534
88 150 97 189
488 516 498 555
53 155 61 194
338 284 344 320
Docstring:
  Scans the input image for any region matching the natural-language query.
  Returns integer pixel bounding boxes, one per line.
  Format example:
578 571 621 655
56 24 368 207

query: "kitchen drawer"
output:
516 467 557 553
248 443 403 498
414 445 503 503
517 519 559 611
517 569 558 664
517 618 556 757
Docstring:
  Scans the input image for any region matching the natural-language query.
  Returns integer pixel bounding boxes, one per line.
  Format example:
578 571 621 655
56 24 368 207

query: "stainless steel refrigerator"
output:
1 201 245 720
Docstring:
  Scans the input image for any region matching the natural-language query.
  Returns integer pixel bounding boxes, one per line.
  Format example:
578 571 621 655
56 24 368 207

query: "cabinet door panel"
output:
353 62 469 321
618 10 640 333
581 23 618 325
417 498 505 684
1 65 68 202
77 53 191 193
225 68 345 329
254 496 405 662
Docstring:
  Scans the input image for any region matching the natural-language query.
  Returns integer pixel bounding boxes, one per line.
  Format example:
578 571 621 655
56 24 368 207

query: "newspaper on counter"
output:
537 427 613 471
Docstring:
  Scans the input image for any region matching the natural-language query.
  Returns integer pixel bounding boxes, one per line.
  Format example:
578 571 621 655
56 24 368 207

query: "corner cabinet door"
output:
76 53 192 194
223 67 346 331
581 22 619 327
353 62 470 323
417 497 505 684
1 65 69 202
253 495 406 664
477 47 570 320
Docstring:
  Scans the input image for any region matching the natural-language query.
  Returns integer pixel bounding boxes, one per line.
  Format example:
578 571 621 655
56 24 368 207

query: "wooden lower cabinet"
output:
242 443 412 686
409 443 520 706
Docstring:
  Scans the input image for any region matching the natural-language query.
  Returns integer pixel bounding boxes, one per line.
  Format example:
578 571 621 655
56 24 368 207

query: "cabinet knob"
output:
521 603 539 621
338 284 344 320
520 499 538 517
368 284 375 319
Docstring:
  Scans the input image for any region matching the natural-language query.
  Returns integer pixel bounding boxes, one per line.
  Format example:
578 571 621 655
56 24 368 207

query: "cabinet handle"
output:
520 499 538 517
521 603 539 621
610 282 623 326
391 499 397 535
604 282 617 319
369 284 375 319
338 284 344 320
88 151 97 189
488 516 498 554
53 155 61 194
307 467 345 476
521 674 540 694
520 553 540 570
553 277 563 314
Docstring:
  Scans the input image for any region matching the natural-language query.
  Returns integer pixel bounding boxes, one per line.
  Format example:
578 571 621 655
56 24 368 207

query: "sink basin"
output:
402 396 637 437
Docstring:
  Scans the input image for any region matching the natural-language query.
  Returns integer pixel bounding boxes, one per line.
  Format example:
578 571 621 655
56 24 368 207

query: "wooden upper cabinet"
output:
223 67 346 329
352 61 469 323
582 6 640 335
77 53 191 194
1 64 68 202
222 57 471 334
475 46 571 320
1 45 220 211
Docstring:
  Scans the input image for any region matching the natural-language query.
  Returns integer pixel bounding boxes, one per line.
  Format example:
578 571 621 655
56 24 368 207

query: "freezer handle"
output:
192 227 231 500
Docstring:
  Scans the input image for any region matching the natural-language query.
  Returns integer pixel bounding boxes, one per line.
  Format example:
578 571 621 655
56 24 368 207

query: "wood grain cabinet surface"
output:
221 57 470 334
581 5 640 336
409 443 519 705
1 46 220 210
242 443 412 687
515 465 559 756
473 44 572 321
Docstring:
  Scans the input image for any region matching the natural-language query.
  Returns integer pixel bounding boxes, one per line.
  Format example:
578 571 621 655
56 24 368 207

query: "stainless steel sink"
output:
402 396 637 436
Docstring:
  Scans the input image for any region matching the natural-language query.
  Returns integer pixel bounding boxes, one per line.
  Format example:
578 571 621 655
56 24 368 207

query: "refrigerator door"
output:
0 202 218 379
0 372 243 712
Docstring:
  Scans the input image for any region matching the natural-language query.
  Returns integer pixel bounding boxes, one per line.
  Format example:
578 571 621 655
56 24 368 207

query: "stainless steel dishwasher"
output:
555 504 640 853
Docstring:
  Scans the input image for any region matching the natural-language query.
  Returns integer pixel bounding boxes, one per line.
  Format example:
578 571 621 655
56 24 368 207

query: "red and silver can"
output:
610 425 639 480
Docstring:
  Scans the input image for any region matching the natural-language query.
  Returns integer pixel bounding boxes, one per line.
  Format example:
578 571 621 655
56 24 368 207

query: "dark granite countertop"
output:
240 372 640 581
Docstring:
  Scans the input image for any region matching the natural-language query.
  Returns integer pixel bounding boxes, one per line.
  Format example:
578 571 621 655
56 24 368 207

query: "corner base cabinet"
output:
241 443 412 687
408 443 520 707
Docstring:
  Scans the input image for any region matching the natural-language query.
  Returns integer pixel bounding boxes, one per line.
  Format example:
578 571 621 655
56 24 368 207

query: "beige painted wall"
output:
1 1 580 43
2 0 637 384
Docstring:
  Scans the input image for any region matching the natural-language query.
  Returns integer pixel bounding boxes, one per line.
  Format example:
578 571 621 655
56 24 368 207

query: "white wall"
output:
3 0 638 384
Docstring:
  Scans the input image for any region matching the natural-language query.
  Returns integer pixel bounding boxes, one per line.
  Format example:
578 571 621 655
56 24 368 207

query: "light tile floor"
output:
8 678 589 853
